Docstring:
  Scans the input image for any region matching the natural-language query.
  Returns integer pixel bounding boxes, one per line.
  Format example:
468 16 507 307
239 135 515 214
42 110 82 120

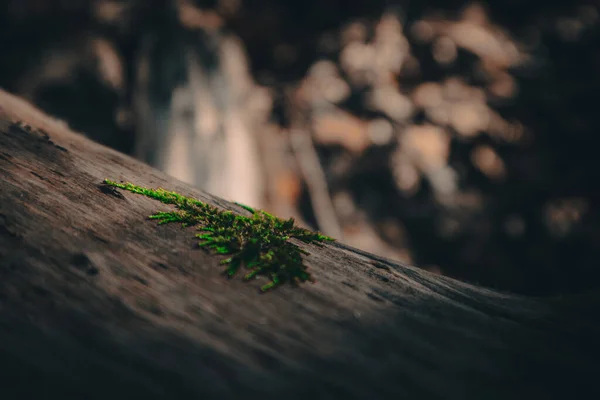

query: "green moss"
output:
103 179 335 292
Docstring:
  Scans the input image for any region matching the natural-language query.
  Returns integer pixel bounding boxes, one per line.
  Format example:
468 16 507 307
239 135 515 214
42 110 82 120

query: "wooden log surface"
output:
0 89 598 399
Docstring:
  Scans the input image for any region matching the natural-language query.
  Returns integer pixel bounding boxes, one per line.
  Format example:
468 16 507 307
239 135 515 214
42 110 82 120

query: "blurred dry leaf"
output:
487 70 517 98
544 198 588 237
340 42 377 85
340 12 409 86
471 144 506 180
443 78 486 102
401 124 450 171
412 3 524 71
446 21 521 69
341 21 368 45
556 17 586 41
450 101 490 137
432 36 457 64
93 0 129 24
217 0 241 16
312 111 370 154
461 2 490 26
391 155 421 195
367 118 394 145
488 114 527 143
397 124 459 199
410 20 436 43
300 61 350 104
369 85 414 122
412 82 444 109
373 13 409 79
178 0 223 31
92 38 124 91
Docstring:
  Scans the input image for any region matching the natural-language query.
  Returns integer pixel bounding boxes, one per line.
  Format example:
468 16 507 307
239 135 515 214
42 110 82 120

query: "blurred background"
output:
2 0 599 296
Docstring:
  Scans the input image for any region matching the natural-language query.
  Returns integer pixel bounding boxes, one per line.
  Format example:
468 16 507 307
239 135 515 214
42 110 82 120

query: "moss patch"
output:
103 179 335 292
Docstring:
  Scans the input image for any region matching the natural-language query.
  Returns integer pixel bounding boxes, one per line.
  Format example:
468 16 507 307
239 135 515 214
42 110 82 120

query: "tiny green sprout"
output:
103 179 335 292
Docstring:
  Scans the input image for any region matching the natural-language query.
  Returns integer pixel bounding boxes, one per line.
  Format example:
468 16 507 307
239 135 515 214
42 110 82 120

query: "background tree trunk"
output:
0 88 598 399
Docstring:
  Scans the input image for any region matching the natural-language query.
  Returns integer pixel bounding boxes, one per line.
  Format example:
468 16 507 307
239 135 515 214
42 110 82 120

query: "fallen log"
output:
0 89 598 399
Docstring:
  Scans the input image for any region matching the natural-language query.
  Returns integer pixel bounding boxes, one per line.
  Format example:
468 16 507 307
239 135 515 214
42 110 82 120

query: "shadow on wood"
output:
0 89 598 399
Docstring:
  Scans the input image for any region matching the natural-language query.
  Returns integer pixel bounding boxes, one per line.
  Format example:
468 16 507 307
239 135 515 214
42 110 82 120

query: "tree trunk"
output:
0 88 598 399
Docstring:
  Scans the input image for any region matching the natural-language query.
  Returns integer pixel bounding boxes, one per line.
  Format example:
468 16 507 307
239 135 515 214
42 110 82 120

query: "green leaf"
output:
103 179 336 292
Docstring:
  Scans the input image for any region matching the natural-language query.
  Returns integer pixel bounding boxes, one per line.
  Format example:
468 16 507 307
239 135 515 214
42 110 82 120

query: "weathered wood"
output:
0 88 598 399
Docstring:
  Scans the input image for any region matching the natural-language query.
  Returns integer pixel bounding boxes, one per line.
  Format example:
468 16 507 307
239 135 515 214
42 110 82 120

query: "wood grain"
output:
0 89 598 399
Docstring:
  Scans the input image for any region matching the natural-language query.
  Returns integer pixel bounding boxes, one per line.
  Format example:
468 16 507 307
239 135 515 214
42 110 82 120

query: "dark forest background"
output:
2 0 599 296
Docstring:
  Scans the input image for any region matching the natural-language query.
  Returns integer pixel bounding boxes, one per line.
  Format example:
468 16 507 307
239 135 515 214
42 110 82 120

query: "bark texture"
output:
0 89 598 399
